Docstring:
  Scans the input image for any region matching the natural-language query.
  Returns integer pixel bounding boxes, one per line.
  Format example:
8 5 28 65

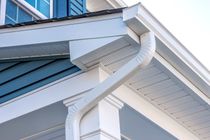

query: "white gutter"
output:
66 31 156 140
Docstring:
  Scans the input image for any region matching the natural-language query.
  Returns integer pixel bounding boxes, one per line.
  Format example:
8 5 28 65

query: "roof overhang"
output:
0 3 210 140
123 4 210 96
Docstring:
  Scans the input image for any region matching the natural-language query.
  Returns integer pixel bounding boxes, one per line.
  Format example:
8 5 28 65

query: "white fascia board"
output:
0 68 100 124
123 4 210 98
99 69 200 140
0 14 127 48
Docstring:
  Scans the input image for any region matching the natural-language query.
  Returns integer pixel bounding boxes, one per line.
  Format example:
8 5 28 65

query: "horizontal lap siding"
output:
0 59 80 104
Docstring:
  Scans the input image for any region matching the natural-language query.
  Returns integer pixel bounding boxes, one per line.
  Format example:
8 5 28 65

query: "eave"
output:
123 4 210 97
0 4 210 140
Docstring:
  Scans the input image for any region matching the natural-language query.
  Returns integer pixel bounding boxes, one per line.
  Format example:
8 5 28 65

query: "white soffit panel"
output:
101 56 210 139
123 4 210 97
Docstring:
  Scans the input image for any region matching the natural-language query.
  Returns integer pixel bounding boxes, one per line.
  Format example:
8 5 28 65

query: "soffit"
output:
74 35 210 139
101 47 210 139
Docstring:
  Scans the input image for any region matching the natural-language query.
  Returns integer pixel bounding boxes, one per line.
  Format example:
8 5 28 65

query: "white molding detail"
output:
63 93 86 107
81 129 119 140
0 0 6 25
105 95 124 109
12 0 48 19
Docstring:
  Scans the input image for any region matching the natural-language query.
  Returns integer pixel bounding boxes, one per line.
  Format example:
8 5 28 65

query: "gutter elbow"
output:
136 32 156 68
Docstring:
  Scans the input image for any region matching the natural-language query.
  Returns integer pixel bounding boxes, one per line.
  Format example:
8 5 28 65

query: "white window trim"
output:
0 0 7 25
12 0 52 20
50 0 53 18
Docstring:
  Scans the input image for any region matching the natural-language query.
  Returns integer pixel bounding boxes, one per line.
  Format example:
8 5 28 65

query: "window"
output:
5 0 33 24
3 0 86 24
25 0 51 17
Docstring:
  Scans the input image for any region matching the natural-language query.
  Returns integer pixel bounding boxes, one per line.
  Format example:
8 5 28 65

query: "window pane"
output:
25 0 35 7
6 0 17 21
18 8 33 23
5 16 16 24
5 0 33 24
37 0 50 17
25 0 50 17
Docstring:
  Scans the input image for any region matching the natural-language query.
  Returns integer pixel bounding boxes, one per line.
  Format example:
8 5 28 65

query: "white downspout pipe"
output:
66 31 156 140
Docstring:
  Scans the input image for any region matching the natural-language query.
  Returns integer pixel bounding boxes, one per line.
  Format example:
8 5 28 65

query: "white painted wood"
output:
146 85 182 99
70 36 126 70
153 90 188 104
130 72 169 89
154 53 210 105
63 95 123 140
65 32 156 140
80 98 123 140
0 0 6 25
0 68 100 124
99 69 200 140
0 15 127 48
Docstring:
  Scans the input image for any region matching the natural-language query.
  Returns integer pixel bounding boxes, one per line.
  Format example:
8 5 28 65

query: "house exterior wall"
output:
120 105 178 140
0 58 80 104
1 0 86 24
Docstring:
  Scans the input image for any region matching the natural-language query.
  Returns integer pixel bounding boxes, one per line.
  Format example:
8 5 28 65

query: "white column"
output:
64 94 124 140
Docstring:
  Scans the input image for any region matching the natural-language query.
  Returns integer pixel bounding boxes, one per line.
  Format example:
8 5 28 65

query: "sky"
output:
123 0 210 71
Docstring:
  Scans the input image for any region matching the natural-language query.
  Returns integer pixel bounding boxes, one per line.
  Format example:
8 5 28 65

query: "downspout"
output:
66 31 156 140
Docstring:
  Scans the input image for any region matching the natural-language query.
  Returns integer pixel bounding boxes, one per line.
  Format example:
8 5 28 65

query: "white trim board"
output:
0 14 126 48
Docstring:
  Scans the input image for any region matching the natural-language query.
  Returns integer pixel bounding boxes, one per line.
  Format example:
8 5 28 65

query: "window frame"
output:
12 0 53 20
0 0 7 25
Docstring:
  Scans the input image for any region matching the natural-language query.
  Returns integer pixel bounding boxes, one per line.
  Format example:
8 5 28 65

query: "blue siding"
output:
53 0 86 17
0 58 80 104
5 0 86 24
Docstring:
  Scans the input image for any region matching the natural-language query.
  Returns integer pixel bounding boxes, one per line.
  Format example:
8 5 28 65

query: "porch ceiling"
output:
100 46 210 140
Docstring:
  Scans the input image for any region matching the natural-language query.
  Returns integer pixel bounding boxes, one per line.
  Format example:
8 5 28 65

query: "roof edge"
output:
123 4 210 92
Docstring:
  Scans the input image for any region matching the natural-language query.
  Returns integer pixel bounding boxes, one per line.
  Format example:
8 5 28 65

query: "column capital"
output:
105 95 124 109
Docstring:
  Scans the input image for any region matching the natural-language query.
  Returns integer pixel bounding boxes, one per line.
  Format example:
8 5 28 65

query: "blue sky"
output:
123 0 210 71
